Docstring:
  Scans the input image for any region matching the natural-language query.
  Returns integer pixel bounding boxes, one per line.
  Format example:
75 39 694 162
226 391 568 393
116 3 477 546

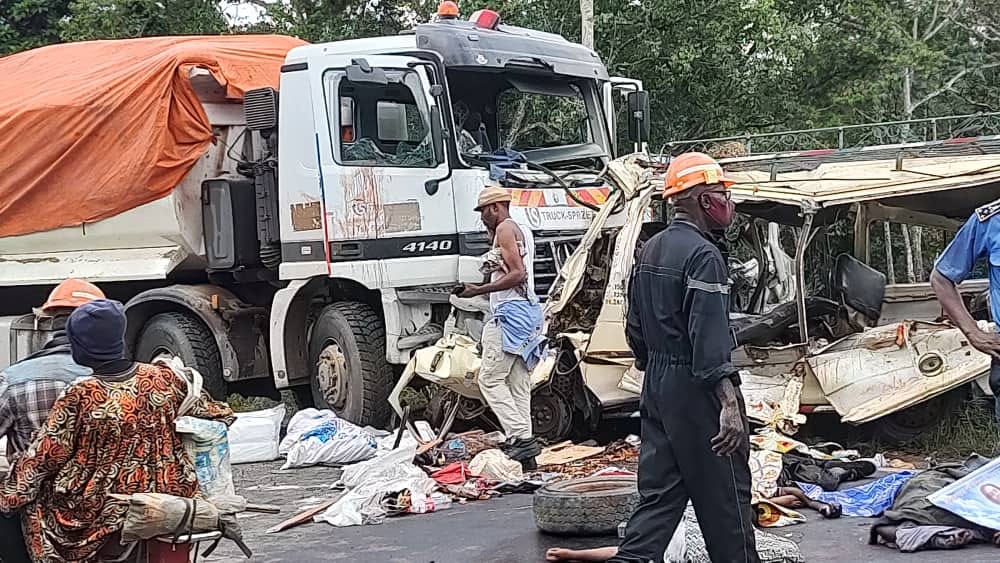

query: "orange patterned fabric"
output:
0 363 234 562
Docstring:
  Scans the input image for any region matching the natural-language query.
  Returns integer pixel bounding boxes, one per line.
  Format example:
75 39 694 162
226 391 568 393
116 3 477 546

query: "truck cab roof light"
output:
470 9 501 29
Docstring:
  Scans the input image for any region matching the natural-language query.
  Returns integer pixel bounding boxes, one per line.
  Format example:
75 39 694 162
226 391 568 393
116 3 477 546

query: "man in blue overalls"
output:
610 153 759 563
931 199 1000 423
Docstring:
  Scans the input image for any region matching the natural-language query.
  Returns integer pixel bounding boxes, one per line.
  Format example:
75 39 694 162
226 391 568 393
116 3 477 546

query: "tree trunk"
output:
884 222 896 283
580 0 594 49
912 226 925 280
901 223 916 283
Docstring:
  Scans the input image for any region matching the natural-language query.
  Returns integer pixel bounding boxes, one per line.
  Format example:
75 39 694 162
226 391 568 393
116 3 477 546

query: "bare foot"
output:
545 546 619 561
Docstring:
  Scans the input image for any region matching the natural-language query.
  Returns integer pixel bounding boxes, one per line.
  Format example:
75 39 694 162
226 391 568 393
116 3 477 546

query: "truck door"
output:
314 55 456 288
604 77 646 156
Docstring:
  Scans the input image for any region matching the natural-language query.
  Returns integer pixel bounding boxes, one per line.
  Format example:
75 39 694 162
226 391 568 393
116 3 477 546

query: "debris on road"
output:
266 499 337 534
541 439 640 479
536 441 605 466
229 405 285 465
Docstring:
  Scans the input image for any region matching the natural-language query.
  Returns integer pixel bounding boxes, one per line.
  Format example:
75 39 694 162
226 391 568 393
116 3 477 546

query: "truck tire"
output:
533 475 639 536
135 312 226 400
309 302 393 428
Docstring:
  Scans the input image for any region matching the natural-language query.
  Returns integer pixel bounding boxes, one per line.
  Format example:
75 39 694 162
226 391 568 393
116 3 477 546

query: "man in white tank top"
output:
458 187 545 469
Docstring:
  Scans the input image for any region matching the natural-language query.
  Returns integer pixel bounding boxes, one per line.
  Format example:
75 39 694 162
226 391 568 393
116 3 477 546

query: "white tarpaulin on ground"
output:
315 445 436 527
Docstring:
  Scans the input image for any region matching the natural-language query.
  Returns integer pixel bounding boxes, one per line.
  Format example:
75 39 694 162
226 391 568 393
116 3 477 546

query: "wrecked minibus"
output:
391 116 1000 445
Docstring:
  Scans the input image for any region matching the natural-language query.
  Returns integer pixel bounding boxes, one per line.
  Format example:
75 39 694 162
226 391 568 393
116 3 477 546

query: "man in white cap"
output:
459 186 545 468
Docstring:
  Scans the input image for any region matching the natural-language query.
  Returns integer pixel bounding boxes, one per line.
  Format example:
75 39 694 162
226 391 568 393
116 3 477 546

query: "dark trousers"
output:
0 513 30 563
610 357 759 563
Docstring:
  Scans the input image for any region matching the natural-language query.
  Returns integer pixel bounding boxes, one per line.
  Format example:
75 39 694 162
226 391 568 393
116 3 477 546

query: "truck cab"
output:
0 10 638 430
236 10 649 427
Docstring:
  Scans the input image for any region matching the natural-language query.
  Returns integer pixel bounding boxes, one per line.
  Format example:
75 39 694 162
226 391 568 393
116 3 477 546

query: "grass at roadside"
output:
898 398 1000 461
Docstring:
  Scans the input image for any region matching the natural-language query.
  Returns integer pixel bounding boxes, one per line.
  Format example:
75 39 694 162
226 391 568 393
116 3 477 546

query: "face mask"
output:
702 192 735 229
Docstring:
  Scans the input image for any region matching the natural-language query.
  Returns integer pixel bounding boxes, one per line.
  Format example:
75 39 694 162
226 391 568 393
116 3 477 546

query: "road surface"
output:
198 461 1000 563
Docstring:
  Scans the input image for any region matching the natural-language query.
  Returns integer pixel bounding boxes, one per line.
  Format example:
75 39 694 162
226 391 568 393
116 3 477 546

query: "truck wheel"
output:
135 312 226 400
872 388 965 444
532 390 573 444
533 475 639 536
309 302 393 428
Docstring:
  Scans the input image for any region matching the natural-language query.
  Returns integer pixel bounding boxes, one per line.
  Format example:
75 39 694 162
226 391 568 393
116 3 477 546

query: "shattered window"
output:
326 69 435 168
498 83 589 150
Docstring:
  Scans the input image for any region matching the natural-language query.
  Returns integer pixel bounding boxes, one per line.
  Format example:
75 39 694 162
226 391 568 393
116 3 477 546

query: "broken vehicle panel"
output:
807 320 993 424
393 115 1000 444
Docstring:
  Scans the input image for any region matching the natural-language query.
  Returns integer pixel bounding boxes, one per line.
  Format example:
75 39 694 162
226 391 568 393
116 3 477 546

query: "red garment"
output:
431 462 480 485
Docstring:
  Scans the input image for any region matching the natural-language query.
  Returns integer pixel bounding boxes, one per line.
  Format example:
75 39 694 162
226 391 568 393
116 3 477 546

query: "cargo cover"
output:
0 35 305 238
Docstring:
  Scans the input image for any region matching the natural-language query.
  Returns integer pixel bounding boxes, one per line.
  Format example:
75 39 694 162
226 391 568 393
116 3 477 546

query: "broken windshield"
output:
446 69 609 165
497 83 589 150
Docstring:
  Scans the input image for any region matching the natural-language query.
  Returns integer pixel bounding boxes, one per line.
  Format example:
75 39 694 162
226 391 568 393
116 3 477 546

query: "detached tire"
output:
533 476 639 536
135 312 226 399
309 302 393 428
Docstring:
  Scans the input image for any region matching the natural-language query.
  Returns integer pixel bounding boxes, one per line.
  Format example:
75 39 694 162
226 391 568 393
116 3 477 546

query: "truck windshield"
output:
447 70 608 163
497 83 589 150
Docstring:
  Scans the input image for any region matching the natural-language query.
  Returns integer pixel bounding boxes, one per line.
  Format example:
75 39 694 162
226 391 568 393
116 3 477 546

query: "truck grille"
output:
533 231 581 299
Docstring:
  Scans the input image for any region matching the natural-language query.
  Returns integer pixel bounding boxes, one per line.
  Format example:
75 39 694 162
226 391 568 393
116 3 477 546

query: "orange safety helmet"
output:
37 278 105 315
663 152 734 198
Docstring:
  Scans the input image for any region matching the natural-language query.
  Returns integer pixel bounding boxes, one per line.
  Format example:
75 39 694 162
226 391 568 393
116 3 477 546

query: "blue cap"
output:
66 299 126 367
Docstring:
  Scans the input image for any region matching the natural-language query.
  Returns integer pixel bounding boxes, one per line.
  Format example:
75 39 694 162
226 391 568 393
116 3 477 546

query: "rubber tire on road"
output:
533 475 640 536
135 312 226 399
309 302 393 429
871 387 965 444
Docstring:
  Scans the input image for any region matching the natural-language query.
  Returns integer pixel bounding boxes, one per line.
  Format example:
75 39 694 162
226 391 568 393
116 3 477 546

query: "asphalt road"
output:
198 461 1000 563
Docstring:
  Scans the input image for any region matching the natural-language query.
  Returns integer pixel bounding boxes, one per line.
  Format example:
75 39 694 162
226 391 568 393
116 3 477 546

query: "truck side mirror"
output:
626 91 650 144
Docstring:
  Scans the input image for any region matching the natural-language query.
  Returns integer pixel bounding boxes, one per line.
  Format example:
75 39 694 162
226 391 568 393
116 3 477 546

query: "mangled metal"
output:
392 143 999 444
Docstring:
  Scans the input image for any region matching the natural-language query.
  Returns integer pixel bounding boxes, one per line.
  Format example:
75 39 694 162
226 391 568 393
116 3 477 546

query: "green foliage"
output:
60 0 227 41
3 0 1000 146
0 0 72 54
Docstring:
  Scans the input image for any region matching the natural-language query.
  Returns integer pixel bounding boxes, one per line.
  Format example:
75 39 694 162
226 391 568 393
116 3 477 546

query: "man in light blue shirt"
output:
931 198 1000 422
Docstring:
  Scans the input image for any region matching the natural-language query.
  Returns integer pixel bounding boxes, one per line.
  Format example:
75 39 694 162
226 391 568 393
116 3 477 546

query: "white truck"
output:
0 7 648 429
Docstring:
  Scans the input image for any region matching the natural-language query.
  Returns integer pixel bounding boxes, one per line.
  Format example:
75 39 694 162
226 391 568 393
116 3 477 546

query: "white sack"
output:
229 404 285 464
280 409 378 469
175 417 234 499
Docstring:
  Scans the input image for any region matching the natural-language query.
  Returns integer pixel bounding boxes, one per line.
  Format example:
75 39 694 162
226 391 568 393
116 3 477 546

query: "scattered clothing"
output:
893 524 991 553
0 362 234 562
430 462 479 485
749 450 806 527
469 449 523 482
796 471 915 517
870 456 996 552
476 148 527 181
782 451 876 491
670 507 805 563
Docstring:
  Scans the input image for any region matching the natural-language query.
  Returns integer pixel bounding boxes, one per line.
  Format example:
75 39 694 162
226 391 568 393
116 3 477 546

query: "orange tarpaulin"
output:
0 35 306 238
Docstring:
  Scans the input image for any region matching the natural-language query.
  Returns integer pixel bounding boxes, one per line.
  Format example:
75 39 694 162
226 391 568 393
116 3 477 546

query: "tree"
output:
0 0 72 54
60 0 227 41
